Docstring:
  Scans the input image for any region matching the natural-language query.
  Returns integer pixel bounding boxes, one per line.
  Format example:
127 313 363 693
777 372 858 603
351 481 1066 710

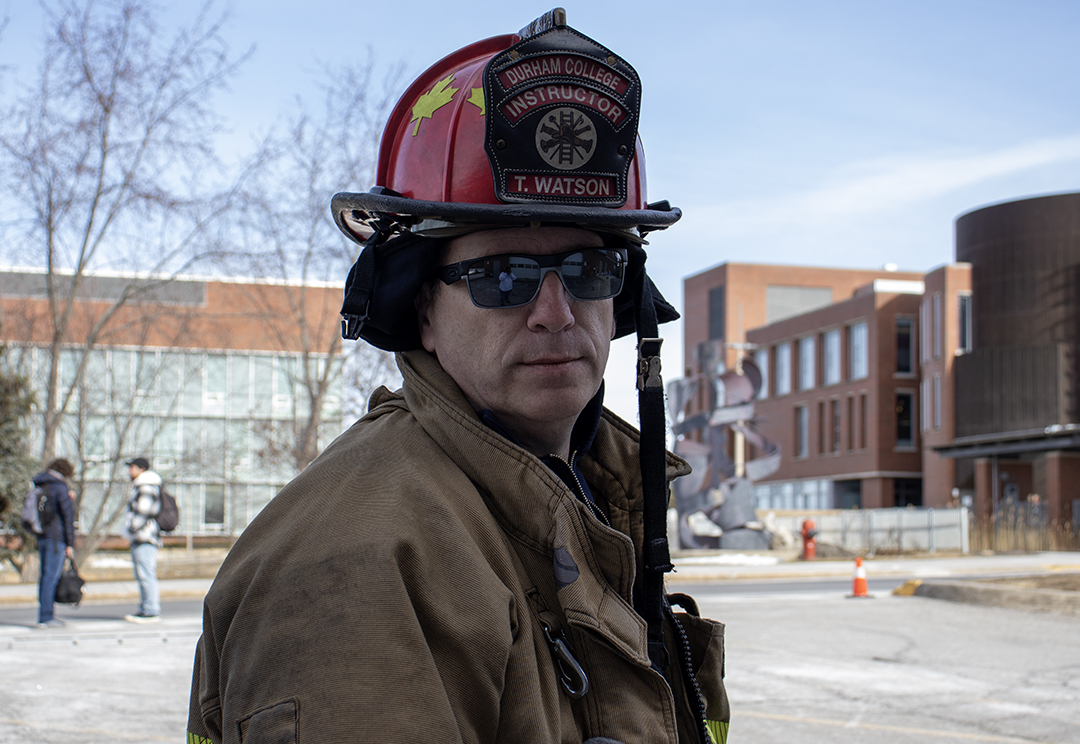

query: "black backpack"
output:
156 487 180 532
20 485 57 535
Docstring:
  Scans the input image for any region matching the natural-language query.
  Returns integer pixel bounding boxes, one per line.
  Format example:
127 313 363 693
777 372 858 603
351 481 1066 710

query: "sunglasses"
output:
436 247 628 309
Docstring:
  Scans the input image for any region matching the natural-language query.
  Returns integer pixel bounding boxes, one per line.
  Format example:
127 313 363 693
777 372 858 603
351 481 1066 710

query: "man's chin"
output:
513 387 596 422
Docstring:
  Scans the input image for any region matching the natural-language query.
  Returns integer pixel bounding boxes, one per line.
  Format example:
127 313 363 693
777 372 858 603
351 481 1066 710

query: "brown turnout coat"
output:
188 350 728 743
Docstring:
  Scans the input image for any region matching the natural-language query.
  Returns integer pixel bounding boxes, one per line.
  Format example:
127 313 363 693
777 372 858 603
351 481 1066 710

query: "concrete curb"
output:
893 579 1080 617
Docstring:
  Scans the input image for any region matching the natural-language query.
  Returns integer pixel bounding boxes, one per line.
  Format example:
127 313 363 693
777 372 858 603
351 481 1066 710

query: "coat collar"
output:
390 349 693 665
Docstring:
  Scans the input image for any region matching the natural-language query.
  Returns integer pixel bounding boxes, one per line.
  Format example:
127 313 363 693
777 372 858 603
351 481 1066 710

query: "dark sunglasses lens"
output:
463 257 541 308
560 249 625 300
462 248 625 308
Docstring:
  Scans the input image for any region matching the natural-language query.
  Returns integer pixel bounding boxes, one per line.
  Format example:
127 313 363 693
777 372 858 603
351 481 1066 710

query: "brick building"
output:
682 192 1080 527
0 267 346 536
682 262 924 381
934 192 1080 528
683 260 974 511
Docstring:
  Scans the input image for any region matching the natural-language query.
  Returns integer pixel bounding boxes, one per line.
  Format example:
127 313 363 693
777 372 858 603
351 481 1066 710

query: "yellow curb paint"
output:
892 579 923 596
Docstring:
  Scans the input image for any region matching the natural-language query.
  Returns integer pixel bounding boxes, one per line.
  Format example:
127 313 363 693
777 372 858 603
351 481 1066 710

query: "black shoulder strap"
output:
632 274 671 669
634 273 713 744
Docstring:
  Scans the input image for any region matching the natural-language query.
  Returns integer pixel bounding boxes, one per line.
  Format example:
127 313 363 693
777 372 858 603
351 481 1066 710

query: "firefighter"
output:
188 10 728 743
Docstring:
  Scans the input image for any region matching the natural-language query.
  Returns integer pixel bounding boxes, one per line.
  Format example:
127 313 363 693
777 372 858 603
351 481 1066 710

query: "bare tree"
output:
0 0 253 465
219 55 404 472
0 339 40 578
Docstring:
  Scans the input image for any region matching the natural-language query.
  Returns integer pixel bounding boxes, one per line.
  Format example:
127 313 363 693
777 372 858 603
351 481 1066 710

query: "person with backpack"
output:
121 457 162 623
32 458 77 629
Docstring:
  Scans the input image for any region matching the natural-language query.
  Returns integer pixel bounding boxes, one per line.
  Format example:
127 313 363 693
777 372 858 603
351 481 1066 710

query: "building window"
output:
205 354 226 416
958 293 972 353
823 328 841 385
753 347 769 399
933 293 942 359
859 393 868 449
896 392 914 447
830 399 841 453
933 374 942 430
228 355 251 417
817 400 826 454
848 322 868 380
204 483 225 525
894 478 923 507
921 378 931 432
920 299 930 363
835 479 863 509
708 286 725 341
896 318 914 374
846 395 855 450
776 342 791 395
795 405 808 458
798 336 815 390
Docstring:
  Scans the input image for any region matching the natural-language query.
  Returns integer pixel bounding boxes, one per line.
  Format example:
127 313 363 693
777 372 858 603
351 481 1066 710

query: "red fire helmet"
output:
335 9 680 351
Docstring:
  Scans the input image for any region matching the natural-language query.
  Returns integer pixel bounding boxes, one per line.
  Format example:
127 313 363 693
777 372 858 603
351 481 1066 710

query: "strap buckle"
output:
340 304 370 340
637 337 664 391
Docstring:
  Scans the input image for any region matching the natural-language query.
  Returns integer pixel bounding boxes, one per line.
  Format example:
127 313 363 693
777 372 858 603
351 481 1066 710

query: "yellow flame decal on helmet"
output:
467 87 485 116
410 75 459 136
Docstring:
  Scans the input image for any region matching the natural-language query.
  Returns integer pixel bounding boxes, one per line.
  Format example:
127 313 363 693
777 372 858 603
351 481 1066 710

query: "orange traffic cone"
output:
847 556 871 598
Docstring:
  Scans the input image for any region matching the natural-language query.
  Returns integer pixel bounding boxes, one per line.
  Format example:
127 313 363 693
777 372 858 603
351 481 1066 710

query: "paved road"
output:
1 552 1077 743
0 602 201 743
677 577 906 598
693 582 1080 744
0 599 204 629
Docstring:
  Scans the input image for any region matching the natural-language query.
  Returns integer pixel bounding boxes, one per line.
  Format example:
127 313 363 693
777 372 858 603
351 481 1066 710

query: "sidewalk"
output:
667 549 1080 617
2 549 1078 606
0 576 214 607
667 549 1080 582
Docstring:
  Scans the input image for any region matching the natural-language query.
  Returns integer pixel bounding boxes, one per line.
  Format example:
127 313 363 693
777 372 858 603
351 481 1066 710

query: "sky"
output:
2 0 1079 426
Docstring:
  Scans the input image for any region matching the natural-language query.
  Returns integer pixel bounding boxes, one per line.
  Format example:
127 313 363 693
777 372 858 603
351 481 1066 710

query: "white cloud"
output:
699 134 1080 237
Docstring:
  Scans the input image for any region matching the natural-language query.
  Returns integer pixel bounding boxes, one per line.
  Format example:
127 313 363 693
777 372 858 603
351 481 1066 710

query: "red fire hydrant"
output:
801 519 818 561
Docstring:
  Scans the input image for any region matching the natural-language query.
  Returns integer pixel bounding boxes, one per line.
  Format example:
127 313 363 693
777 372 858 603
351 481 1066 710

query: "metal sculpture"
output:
667 342 781 549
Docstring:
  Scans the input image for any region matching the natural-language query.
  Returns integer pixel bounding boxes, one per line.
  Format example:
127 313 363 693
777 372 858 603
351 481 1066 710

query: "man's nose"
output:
527 271 575 332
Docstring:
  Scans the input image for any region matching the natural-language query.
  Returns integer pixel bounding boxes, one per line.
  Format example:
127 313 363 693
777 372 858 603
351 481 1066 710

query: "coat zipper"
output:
550 450 610 528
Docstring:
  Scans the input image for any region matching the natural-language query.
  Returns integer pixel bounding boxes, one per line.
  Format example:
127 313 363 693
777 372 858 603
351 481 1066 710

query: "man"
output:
32 458 76 629
122 456 162 624
189 11 728 744
498 266 517 306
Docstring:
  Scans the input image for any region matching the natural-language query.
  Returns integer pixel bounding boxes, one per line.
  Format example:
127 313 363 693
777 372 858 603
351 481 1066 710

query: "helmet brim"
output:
332 190 682 246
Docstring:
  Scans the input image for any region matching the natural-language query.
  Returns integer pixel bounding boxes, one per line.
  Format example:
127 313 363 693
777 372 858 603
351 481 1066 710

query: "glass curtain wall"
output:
10 345 344 536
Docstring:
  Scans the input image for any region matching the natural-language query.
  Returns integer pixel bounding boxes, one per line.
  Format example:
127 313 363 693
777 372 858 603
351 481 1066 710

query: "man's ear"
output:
416 282 438 353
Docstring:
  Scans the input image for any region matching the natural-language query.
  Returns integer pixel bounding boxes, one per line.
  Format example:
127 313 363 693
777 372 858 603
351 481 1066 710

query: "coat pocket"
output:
237 699 298 744
671 604 729 743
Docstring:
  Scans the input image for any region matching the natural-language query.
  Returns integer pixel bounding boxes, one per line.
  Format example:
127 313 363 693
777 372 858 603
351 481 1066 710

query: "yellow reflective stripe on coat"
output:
707 718 729 744
187 732 213 744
